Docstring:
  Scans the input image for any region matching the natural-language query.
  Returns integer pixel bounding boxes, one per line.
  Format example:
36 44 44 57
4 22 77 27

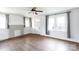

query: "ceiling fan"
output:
28 7 43 15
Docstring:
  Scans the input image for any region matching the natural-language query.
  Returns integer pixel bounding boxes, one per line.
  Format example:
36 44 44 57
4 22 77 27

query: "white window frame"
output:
0 14 7 29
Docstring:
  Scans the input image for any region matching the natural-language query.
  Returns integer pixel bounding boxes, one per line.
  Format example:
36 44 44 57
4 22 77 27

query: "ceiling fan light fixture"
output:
28 7 43 15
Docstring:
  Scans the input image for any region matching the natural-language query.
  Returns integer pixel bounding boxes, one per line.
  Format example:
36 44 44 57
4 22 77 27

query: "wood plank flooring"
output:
0 33 79 51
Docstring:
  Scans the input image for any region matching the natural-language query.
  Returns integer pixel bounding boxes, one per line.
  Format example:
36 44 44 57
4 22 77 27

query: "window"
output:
0 14 6 29
56 14 67 31
25 18 31 27
48 13 67 32
48 16 55 31
47 13 67 37
32 19 40 30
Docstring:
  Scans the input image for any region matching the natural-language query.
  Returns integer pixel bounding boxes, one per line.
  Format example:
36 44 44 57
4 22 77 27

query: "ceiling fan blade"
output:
28 7 43 15
36 10 43 12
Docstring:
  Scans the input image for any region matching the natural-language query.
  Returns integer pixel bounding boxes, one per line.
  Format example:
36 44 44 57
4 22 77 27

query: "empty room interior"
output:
0 7 79 51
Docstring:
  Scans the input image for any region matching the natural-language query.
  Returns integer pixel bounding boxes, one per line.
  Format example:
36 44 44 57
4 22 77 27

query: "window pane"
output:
56 14 66 31
25 18 30 27
32 19 40 30
48 16 55 31
0 14 6 29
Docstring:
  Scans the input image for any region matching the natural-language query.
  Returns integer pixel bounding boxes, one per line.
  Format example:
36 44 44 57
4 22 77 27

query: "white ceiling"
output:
0 7 76 17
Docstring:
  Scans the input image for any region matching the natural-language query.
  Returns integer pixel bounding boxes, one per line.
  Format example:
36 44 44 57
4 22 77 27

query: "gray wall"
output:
70 8 79 40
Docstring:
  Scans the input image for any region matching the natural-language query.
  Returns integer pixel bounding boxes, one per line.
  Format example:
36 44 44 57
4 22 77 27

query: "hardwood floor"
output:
0 33 79 51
